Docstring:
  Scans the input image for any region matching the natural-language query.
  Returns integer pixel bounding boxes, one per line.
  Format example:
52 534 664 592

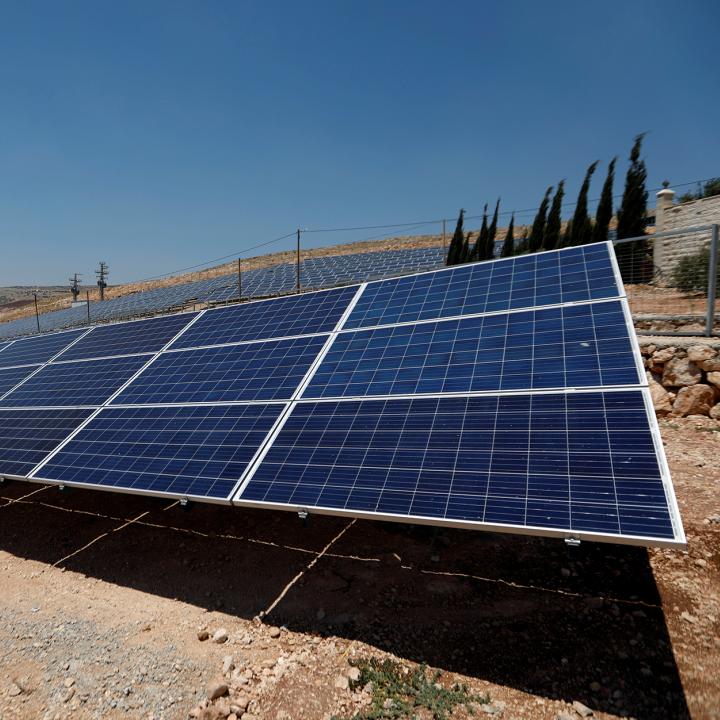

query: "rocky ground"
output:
0 415 718 720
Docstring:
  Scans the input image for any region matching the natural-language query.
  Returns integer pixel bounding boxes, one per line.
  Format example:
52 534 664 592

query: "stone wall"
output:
639 339 720 418
653 191 720 278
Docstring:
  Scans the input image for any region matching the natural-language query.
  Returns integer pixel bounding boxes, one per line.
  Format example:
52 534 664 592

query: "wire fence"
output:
612 224 719 337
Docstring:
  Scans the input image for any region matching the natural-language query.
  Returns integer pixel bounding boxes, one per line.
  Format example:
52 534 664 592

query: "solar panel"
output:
112 335 329 405
0 354 152 407
0 329 87 369
0 408 93 476
0 365 41 397
236 391 678 543
305 301 640 398
0 243 684 547
32 404 284 500
344 243 619 330
57 312 198 362
171 286 358 349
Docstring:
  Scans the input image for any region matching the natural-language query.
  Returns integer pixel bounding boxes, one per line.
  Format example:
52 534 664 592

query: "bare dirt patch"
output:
0 416 718 720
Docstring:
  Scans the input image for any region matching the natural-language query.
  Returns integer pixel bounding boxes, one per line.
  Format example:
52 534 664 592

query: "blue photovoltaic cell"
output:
57 312 198 362
306 301 639 398
113 335 328 405
0 408 93 477
0 354 151 407
0 329 87 369
345 244 619 330
172 286 358 349
34 404 284 499
0 365 41 397
239 391 675 540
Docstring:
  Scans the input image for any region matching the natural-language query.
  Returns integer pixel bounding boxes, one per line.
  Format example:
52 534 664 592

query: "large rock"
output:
688 345 720 372
710 403 720 420
673 385 715 416
662 357 701 387
706 371 720 390
647 372 673 415
651 346 676 364
207 679 228 700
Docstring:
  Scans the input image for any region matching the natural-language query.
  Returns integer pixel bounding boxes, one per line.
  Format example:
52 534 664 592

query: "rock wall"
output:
653 194 720 278
639 341 720 418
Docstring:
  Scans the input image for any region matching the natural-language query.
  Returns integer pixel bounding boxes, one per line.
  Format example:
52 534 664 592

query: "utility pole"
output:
86 290 91 323
96 262 108 301
442 219 446 251
237 258 242 299
296 228 301 293
33 292 40 332
69 273 82 302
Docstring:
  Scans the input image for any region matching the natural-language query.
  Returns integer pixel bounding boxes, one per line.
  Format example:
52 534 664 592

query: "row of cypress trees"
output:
447 135 648 271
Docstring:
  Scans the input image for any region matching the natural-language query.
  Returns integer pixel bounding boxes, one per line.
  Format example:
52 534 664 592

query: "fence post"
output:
296 228 301 293
33 293 40 333
707 224 719 337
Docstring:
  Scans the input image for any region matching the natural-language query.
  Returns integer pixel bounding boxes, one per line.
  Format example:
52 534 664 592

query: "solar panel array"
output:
0 242 684 547
0 246 447 340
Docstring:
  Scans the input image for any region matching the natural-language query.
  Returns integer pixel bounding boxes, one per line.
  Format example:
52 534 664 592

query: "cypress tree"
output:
501 213 515 258
485 198 500 259
446 208 465 265
561 219 573 248
543 180 565 250
471 204 489 260
461 232 470 263
616 134 650 282
528 186 553 253
570 161 598 245
592 157 616 244
515 227 529 255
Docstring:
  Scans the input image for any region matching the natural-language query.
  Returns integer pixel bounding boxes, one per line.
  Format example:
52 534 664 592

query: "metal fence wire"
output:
613 224 719 337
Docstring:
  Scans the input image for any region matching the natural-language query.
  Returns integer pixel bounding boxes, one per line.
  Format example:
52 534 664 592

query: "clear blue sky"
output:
1 1 718 286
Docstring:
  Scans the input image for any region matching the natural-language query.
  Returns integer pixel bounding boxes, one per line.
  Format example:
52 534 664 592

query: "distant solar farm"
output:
0 245 448 340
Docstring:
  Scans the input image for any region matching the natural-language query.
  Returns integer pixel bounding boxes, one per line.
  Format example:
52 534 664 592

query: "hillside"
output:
0 225 528 327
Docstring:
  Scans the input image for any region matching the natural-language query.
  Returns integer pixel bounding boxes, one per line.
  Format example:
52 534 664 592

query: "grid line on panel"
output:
0 329 89 369
0 365 42 399
56 312 199 362
33 404 286 500
0 407 94 477
237 392 678 542
344 244 621 330
0 354 154 408
172 285 359 350
26 308 209 478
304 300 640 400
111 335 330 406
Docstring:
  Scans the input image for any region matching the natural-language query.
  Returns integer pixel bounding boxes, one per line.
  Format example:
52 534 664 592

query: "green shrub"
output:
332 657 489 720
672 247 713 294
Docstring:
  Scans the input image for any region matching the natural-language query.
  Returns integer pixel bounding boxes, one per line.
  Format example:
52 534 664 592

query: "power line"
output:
123 175 716 286
133 231 297 283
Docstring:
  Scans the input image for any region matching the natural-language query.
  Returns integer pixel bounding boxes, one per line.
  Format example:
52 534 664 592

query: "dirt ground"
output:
0 415 718 720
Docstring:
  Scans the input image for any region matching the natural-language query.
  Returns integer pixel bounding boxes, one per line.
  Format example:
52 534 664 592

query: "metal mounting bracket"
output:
564 537 581 547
